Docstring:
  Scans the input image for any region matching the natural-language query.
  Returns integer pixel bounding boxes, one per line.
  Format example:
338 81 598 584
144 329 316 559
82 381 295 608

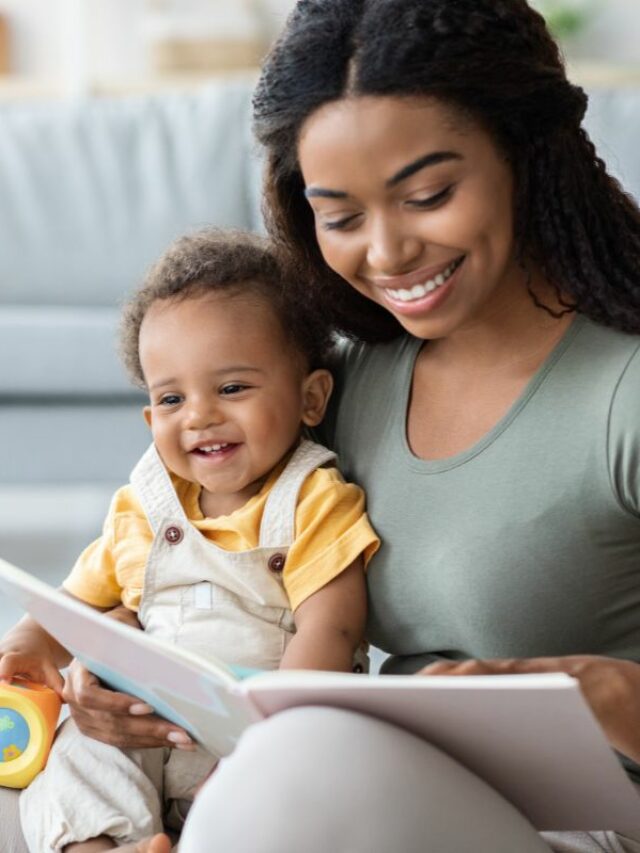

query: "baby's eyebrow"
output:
149 378 177 392
217 366 265 376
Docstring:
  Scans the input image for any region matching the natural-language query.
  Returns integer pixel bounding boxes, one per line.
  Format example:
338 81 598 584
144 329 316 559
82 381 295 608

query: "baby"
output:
0 229 378 852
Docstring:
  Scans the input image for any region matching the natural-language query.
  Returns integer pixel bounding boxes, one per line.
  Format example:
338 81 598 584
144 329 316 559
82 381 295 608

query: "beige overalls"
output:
21 439 336 851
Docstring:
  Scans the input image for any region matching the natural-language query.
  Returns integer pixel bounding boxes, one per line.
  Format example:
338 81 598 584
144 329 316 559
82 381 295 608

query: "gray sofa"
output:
0 77 639 603
0 75 263 610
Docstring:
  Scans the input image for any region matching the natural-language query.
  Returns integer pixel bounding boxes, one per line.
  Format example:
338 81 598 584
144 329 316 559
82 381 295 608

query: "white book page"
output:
0 558 261 756
244 670 640 831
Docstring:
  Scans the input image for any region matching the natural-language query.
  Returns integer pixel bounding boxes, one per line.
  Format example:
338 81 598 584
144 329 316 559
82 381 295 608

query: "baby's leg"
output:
162 745 218 835
20 718 166 852
65 835 172 852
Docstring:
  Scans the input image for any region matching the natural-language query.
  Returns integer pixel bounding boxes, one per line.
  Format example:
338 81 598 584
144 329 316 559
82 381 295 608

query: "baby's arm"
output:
0 610 71 695
279 557 367 672
0 595 138 696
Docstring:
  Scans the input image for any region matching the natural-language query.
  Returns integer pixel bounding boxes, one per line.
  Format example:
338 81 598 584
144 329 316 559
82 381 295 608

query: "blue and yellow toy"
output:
0 679 61 788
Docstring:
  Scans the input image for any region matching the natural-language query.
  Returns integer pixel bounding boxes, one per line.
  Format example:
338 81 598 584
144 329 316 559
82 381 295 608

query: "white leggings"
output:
181 707 640 853
4 707 640 853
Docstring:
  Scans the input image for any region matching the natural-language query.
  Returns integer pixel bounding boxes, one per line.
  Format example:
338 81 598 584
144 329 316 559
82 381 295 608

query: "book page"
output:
0 558 262 756
245 670 640 831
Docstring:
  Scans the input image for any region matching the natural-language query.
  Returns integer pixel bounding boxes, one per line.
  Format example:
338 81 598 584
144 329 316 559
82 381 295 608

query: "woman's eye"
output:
407 185 454 209
321 213 361 232
159 394 182 406
220 384 248 396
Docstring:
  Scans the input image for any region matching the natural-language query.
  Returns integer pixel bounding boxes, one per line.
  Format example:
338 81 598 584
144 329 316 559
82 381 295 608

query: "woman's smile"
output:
298 95 520 340
371 255 466 315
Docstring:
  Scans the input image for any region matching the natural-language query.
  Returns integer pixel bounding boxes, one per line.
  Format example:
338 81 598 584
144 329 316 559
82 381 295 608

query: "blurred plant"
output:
531 0 599 40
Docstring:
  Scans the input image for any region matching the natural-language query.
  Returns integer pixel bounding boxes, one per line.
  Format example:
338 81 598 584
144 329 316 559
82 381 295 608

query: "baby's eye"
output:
220 384 249 396
158 394 182 407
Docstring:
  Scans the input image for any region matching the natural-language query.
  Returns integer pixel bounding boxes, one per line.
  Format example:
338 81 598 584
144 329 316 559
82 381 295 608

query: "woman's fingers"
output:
70 706 195 749
418 655 640 763
62 664 145 714
64 658 194 750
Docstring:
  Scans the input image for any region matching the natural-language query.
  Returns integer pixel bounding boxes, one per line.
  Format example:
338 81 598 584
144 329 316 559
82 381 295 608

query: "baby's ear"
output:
143 406 153 429
301 369 334 427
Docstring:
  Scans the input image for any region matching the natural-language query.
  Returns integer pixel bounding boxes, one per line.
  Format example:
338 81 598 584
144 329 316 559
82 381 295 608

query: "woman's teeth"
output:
385 257 463 302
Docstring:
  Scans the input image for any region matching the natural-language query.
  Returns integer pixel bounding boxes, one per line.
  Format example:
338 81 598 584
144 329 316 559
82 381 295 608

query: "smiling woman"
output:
297 96 519 342
173 1 640 852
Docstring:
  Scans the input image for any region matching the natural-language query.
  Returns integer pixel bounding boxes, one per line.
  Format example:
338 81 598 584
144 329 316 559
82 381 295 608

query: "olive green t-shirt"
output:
321 316 640 679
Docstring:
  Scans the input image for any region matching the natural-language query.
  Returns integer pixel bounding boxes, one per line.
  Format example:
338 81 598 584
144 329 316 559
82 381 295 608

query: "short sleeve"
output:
608 344 640 516
62 485 152 610
63 495 124 608
282 467 380 610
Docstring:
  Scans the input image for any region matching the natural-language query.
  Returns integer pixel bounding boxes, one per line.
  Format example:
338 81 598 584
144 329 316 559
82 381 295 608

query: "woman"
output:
5 1 640 850
179 0 640 850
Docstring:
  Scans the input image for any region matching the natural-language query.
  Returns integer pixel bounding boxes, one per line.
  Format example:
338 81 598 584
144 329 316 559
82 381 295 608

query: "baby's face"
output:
139 291 329 516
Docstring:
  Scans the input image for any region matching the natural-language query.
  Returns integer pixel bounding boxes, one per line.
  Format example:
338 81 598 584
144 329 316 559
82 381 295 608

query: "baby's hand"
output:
0 644 65 695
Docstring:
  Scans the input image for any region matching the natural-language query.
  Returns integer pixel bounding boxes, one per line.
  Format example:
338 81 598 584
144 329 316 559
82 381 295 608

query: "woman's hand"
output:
63 658 195 751
420 654 640 764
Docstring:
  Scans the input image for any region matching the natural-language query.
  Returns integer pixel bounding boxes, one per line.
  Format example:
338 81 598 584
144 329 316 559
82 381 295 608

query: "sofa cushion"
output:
0 76 261 308
0 306 138 396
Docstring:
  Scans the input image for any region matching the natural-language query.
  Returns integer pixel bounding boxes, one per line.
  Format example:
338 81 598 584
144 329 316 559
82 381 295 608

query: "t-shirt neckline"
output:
397 313 586 474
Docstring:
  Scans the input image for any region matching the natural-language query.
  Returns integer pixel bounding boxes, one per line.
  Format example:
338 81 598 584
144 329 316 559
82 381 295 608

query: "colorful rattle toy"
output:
0 679 61 788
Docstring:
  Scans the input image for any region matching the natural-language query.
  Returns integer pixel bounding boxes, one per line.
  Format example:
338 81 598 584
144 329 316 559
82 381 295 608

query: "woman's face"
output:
297 95 521 340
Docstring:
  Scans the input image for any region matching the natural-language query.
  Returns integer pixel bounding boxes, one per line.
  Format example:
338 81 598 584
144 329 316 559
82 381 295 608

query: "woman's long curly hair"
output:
253 0 640 342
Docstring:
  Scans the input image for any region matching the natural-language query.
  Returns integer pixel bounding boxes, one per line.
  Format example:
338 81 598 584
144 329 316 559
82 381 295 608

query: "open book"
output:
1 556 639 831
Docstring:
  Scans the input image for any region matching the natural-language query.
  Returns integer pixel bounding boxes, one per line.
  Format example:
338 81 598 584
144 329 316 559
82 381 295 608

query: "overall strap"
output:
129 443 187 535
259 439 336 549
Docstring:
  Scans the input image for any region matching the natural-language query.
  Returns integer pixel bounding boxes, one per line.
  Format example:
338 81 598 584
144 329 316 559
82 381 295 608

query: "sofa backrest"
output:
0 76 262 309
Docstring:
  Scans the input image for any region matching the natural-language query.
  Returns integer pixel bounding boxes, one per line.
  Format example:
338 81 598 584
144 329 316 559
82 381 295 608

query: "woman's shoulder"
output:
330 333 420 386
570 317 640 395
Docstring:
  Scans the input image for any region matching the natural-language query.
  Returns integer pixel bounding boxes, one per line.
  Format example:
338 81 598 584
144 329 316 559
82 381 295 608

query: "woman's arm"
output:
420 655 640 765
280 557 367 672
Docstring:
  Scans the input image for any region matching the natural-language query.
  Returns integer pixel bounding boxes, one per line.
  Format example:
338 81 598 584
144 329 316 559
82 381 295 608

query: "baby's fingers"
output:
41 663 66 696
0 651 43 684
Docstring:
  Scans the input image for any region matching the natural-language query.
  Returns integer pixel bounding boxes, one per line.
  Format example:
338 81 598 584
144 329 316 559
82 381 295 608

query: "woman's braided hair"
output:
253 0 640 342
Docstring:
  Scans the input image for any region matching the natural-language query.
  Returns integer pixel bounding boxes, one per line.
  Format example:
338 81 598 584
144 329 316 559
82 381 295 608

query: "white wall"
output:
0 0 295 81
566 0 640 63
0 0 636 82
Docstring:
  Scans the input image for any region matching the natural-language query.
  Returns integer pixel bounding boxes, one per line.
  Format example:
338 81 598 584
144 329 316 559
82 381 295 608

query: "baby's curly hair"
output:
120 229 333 388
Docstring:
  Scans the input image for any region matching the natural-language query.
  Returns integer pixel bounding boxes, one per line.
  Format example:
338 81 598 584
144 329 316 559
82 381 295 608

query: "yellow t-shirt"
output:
63 461 379 612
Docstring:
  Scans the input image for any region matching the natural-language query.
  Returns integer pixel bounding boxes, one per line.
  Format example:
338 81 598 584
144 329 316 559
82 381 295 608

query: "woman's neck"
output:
424 273 575 377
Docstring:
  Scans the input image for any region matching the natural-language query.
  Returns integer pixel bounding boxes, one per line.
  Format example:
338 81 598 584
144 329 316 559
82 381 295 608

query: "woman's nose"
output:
365 216 422 274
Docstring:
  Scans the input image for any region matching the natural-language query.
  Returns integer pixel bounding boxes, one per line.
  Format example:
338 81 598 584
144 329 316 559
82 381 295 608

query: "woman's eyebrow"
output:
303 150 462 198
386 151 462 187
304 186 348 199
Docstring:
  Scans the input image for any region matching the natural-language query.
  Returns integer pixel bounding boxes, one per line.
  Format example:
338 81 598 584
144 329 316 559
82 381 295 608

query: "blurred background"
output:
0 0 638 636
